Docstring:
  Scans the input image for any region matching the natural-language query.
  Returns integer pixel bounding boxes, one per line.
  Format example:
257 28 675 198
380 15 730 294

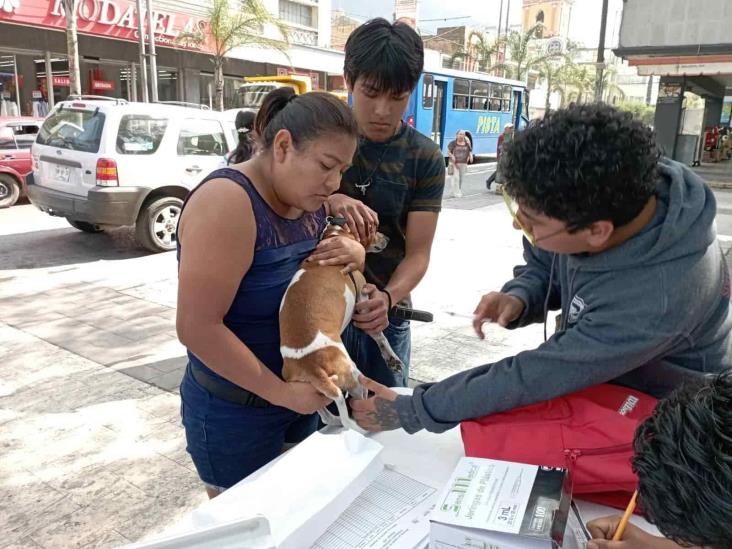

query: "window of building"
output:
535 10 545 38
470 80 489 111
422 74 434 109
452 79 470 110
279 0 314 28
177 119 228 156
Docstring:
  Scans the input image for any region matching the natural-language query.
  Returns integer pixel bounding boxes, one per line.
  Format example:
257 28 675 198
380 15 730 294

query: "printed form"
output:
313 467 437 549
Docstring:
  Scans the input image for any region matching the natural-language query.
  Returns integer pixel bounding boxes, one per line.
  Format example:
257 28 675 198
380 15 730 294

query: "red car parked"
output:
0 117 44 208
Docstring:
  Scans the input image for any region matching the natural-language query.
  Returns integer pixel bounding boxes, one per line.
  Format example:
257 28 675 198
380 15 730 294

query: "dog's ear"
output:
366 233 389 253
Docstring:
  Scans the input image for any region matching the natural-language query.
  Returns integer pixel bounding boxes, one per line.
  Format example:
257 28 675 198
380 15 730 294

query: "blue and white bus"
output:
403 68 529 157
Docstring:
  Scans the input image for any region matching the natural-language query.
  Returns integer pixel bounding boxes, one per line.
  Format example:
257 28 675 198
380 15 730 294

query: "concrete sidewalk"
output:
0 201 541 548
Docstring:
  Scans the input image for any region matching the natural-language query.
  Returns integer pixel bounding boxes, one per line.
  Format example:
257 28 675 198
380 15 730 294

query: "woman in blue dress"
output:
176 88 362 497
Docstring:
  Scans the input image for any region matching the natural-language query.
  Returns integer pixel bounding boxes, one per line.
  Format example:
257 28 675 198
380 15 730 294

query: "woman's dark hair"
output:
255 87 358 150
632 370 732 548
228 110 256 164
502 103 660 231
344 18 423 95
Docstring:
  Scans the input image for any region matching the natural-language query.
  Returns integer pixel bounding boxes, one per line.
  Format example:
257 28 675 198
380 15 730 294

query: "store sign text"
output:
49 0 207 41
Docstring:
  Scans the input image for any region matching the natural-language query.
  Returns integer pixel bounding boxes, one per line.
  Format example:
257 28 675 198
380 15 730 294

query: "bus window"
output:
453 79 470 110
488 84 502 111
470 80 489 111
502 85 512 112
422 75 434 109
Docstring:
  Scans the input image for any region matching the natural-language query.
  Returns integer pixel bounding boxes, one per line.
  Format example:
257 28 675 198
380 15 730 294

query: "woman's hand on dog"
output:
327 194 379 243
276 381 332 415
352 284 390 332
308 235 365 274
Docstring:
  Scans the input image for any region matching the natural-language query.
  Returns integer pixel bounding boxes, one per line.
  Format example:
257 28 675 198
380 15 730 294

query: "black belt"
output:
190 362 272 408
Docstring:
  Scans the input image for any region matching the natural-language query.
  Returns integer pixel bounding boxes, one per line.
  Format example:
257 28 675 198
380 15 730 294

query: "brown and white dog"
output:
279 220 404 433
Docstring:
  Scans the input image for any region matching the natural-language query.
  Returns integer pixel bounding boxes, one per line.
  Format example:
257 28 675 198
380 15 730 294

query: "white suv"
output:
28 96 237 252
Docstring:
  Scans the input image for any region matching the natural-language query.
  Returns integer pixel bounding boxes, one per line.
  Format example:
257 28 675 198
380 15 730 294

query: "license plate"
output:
54 164 70 182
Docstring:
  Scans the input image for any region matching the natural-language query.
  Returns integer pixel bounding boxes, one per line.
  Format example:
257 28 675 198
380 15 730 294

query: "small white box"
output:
429 457 573 549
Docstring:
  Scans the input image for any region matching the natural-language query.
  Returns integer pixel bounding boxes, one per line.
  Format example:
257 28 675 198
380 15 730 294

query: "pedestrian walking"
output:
447 130 473 198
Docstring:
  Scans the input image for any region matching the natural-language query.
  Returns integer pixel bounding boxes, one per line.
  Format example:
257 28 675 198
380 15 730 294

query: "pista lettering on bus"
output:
476 115 501 135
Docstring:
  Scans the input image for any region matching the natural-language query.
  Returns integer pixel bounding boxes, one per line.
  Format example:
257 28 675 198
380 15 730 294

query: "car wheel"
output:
135 196 183 253
0 174 20 208
67 218 104 233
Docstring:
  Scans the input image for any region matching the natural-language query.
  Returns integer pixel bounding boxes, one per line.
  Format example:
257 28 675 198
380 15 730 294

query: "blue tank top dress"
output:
178 168 327 489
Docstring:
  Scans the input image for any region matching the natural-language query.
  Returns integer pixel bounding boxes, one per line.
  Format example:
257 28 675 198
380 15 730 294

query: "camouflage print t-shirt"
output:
339 124 445 306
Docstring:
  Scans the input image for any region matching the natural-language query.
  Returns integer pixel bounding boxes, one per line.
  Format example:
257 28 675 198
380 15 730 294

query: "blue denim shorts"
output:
179 363 318 490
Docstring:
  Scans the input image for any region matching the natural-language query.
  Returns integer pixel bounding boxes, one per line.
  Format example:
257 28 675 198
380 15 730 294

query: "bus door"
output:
432 79 448 148
513 88 530 129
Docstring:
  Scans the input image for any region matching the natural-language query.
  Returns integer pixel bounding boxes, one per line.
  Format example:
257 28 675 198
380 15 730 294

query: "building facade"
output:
522 0 573 39
615 0 732 159
0 0 342 115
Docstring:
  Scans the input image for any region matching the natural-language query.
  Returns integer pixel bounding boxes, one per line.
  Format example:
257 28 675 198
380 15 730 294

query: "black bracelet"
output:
382 288 393 311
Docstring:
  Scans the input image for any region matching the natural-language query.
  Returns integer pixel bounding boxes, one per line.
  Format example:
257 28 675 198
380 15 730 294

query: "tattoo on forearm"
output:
369 398 401 430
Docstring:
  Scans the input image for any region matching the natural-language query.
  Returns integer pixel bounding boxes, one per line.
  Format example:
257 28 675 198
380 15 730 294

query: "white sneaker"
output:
455 190 463 198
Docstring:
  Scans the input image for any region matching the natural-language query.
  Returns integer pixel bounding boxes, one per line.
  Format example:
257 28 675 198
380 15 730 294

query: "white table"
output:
136 425 660 548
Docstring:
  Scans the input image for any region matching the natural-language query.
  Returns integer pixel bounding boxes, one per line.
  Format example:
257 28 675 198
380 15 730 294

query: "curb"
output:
706 180 732 190
466 162 496 174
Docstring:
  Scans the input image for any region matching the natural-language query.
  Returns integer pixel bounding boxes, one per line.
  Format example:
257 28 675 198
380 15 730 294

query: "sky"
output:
332 0 625 49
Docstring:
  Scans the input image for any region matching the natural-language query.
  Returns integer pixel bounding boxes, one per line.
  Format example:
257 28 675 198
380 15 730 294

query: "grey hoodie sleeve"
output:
395 302 675 434
501 239 561 328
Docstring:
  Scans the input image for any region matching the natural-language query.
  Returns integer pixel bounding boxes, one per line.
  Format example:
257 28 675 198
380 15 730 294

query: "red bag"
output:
461 384 658 511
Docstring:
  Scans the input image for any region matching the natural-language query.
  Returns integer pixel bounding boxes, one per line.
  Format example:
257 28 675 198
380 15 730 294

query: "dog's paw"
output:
386 356 405 375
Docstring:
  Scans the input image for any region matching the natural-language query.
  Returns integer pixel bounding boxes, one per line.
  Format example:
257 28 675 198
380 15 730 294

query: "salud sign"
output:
0 0 212 53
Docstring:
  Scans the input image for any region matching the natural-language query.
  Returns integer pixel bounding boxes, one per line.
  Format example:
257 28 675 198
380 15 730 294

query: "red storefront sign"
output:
0 0 212 53
53 76 70 87
91 79 114 91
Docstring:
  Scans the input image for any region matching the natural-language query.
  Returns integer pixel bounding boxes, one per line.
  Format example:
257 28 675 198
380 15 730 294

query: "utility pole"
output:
594 0 609 102
502 0 511 78
136 0 149 102
146 0 158 102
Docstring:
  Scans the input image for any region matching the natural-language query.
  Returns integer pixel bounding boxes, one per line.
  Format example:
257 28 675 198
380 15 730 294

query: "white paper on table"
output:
313 466 438 549
131 431 383 549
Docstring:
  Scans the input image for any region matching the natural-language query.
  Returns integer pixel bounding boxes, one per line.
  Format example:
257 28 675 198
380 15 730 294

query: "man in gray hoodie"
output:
351 103 732 434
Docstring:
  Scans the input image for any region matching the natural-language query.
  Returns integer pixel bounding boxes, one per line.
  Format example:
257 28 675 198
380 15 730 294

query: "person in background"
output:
587 370 732 549
177 89 362 497
327 18 445 388
220 110 256 167
447 130 473 198
490 122 514 194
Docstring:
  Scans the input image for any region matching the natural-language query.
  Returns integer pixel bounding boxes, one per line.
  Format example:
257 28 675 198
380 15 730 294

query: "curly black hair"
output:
502 104 660 231
632 370 732 548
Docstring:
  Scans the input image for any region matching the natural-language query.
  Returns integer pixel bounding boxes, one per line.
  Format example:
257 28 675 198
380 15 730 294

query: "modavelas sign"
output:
0 0 211 52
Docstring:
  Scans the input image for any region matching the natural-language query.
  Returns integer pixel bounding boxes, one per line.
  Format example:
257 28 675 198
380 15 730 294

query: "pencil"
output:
612 490 638 541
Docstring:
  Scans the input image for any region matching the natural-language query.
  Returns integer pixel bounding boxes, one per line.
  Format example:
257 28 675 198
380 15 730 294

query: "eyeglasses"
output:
502 186 537 245
502 187 568 246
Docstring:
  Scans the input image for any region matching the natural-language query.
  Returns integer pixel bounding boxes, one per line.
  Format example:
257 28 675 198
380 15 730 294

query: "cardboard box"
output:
429 457 572 549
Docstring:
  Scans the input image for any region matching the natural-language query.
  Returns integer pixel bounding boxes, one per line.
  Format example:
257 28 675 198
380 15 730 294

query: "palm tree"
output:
562 63 595 104
538 58 570 113
61 0 82 96
601 66 625 104
492 24 553 81
450 31 501 73
178 0 289 111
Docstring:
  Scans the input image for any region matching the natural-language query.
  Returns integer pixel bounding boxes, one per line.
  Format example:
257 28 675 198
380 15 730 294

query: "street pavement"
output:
2 163 732 547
